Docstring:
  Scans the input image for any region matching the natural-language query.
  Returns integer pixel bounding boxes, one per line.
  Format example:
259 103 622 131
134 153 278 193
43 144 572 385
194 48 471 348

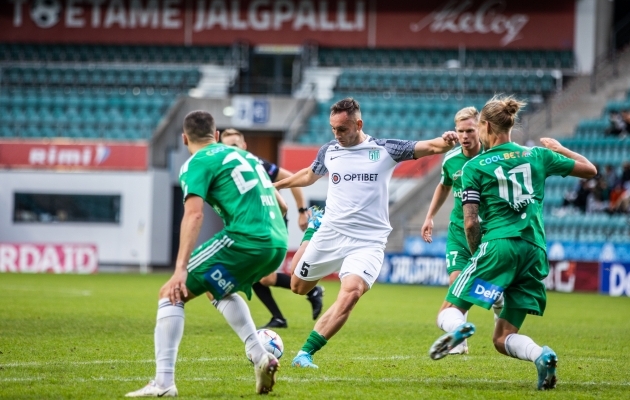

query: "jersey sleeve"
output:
311 141 335 176
441 160 453 186
372 138 418 162
180 157 213 201
261 158 280 182
540 147 576 178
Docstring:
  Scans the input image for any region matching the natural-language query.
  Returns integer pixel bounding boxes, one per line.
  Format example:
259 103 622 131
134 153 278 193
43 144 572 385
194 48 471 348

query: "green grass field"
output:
1 273 629 399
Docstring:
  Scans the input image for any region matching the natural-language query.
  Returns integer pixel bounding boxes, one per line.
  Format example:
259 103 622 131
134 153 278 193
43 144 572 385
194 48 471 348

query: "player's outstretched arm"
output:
274 166 322 190
422 183 451 243
276 167 309 231
413 131 459 159
540 138 597 179
463 203 481 254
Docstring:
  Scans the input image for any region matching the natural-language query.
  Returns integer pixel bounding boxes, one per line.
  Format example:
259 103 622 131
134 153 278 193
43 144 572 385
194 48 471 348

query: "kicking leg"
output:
292 274 368 369
429 303 476 360
444 271 469 355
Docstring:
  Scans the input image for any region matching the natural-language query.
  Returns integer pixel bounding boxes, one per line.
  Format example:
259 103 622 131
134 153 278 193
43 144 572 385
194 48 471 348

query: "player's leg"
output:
287 236 325 319
494 244 557 390
253 274 287 329
192 237 286 394
292 238 381 369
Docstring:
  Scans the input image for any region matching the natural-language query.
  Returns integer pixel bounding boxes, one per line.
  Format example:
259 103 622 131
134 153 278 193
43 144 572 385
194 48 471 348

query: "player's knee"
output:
259 273 275 287
492 332 507 353
290 280 309 295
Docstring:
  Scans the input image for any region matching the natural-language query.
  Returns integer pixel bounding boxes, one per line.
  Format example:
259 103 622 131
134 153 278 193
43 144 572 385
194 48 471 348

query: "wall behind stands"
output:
1 0 575 49
0 170 172 268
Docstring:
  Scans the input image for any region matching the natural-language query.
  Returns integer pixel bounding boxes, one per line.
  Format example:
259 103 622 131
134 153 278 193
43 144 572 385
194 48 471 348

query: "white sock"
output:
504 333 543 362
437 307 466 332
155 299 185 388
213 293 267 365
492 295 504 322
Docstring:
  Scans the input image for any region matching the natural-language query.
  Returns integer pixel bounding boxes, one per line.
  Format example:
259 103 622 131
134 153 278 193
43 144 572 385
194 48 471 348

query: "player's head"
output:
220 128 247 150
330 97 364 147
454 107 479 151
182 111 218 150
478 95 526 148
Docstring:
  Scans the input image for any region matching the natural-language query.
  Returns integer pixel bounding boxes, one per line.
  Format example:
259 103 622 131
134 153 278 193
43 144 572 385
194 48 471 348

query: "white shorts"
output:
293 225 386 288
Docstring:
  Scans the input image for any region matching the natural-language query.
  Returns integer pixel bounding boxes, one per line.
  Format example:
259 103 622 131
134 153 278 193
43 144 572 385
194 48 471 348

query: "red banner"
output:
0 140 148 170
0 0 574 49
280 144 439 178
0 243 98 274
544 261 599 293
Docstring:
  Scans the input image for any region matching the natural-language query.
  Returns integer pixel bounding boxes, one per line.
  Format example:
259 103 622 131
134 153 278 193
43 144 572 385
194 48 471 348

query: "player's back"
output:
179 144 287 249
462 142 574 249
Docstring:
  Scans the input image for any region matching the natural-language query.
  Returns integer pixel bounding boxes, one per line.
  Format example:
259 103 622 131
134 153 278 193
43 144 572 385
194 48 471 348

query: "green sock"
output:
301 330 328 355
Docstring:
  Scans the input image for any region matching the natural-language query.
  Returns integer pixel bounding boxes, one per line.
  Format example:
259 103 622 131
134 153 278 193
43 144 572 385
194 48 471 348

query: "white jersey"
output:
311 135 417 243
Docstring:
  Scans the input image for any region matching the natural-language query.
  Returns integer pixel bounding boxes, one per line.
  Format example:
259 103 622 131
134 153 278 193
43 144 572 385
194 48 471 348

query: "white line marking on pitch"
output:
0 355 411 368
1 376 629 387
0 285 92 296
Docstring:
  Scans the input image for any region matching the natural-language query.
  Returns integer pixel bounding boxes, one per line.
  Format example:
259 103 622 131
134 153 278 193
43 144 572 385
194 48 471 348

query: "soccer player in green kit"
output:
428 96 597 390
421 106 503 355
125 111 287 397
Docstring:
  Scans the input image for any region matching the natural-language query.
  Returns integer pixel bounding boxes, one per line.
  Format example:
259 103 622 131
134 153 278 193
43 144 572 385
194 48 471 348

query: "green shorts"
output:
302 227 316 243
185 231 287 300
445 222 472 275
446 238 548 318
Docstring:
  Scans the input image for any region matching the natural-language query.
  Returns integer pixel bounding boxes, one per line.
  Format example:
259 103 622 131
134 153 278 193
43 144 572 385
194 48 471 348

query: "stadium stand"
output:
297 47 572 144
543 89 630 243
0 44 228 140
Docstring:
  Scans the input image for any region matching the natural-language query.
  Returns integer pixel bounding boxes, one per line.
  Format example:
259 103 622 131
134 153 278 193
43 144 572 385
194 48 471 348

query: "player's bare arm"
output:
463 203 481 254
540 138 597 179
422 183 451 243
166 195 204 304
413 131 459 159
274 166 322 189
276 167 309 230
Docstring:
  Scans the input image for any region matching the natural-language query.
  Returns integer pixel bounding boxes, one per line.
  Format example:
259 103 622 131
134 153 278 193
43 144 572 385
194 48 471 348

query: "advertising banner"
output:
1 0 574 49
0 140 148 171
380 254 449 285
544 261 599 293
0 243 98 274
601 262 630 297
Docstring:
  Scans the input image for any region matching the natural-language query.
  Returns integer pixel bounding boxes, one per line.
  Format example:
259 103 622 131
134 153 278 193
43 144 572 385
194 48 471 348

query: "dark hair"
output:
480 95 526 134
330 98 361 118
183 111 216 142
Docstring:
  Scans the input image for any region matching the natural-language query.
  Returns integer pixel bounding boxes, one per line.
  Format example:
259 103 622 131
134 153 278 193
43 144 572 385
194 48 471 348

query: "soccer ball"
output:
247 329 284 362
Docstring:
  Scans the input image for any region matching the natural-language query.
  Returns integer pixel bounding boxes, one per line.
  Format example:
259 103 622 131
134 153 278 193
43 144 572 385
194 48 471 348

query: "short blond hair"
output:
454 106 478 124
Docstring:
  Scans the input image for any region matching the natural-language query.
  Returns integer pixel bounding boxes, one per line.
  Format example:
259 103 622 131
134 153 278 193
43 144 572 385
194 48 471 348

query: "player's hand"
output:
163 269 189 304
540 137 564 152
421 218 434 243
442 131 459 146
298 210 309 232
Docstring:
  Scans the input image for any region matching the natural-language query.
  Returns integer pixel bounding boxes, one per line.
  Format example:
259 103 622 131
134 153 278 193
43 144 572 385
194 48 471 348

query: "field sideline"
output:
1 273 629 399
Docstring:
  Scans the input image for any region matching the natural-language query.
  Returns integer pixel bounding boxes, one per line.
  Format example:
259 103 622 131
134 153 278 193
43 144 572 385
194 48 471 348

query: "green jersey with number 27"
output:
461 142 575 249
179 143 287 249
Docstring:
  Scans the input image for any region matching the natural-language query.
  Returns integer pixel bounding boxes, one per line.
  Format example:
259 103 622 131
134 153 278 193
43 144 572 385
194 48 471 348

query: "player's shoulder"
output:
442 146 463 165
318 139 339 154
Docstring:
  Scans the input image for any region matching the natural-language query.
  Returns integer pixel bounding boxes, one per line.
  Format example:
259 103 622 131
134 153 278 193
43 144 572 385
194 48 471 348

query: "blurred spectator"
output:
563 179 590 213
606 111 627 136
604 165 619 188
588 177 610 212
622 162 630 185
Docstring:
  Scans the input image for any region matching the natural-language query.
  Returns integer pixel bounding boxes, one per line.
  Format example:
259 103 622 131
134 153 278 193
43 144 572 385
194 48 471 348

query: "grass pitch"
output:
1 273 629 399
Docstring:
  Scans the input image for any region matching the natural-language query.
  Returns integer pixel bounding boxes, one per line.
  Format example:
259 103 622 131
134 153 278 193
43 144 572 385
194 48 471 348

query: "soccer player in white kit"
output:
274 98 459 368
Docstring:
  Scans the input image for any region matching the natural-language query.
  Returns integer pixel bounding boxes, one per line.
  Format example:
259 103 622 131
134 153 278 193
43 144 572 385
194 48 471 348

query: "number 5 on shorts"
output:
446 251 458 268
300 262 311 277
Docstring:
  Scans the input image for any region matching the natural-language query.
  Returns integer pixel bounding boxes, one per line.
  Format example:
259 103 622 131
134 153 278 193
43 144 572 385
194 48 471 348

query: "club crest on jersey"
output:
368 150 380 162
331 173 341 184
452 170 463 181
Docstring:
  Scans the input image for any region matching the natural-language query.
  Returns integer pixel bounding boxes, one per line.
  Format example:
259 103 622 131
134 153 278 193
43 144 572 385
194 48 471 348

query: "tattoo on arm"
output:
463 204 481 254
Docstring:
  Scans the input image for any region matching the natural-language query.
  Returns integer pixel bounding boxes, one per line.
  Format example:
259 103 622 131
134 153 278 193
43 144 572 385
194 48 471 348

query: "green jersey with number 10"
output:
179 143 287 249
461 142 575 249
